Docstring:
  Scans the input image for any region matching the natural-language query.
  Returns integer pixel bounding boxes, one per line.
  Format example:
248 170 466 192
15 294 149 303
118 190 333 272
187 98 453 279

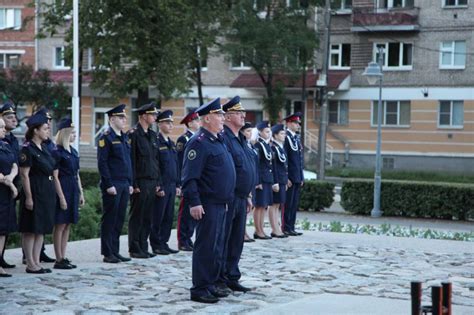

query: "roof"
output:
230 70 350 90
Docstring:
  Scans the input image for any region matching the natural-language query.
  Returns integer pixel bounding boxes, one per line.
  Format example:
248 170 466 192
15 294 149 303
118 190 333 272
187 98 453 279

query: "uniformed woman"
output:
253 121 273 240
0 117 18 277
268 124 288 238
52 118 84 269
240 122 256 243
19 112 57 274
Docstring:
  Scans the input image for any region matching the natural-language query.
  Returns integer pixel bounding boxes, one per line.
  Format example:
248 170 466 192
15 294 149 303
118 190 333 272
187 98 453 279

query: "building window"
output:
374 43 412 70
383 157 395 170
439 101 464 128
330 44 351 69
439 41 466 69
376 0 414 8
329 100 349 125
372 101 410 127
336 0 352 10
0 53 21 69
0 8 21 30
230 50 252 70
443 0 468 7
54 46 69 69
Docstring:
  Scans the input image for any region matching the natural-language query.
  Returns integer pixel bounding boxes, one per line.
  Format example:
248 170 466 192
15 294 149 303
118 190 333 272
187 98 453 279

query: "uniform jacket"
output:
157 132 180 186
272 142 288 185
284 130 304 184
254 137 274 185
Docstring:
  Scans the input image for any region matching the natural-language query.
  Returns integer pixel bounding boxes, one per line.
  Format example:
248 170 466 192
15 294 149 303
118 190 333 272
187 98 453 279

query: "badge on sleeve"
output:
176 142 184 152
187 149 197 160
20 153 27 162
99 139 105 148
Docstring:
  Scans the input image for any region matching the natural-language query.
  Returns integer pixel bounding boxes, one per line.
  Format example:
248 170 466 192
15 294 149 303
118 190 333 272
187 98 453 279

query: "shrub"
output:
341 180 474 220
79 170 101 189
69 187 102 241
299 180 335 211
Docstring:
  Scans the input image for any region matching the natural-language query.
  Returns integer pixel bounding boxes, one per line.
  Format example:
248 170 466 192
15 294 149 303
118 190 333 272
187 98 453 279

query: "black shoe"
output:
253 233 272 240
191 294 219 304
115 254 131 262
209 287 230 298
129 252 150 259
63 258 77 268
40 253 55 263
284 230 298 236
103 255 121 263
227 282 252 293
0 272 12 277
0 259 15 269
153 248 170 255
43 268 52 273
244 238 255 243
54 259 74 270
26 268 48 274
147 252 157 258
270 233 288 238
178 244 193 252
165 246 179 254
293 230 303 236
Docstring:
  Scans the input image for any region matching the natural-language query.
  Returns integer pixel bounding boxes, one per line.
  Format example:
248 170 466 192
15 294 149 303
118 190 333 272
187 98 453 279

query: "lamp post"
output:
363 47 384 218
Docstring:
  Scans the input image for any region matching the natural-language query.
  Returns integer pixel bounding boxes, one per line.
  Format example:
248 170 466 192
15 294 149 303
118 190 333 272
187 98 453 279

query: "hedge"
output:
79 169 101 189
340 180 474 220
299 180 335 211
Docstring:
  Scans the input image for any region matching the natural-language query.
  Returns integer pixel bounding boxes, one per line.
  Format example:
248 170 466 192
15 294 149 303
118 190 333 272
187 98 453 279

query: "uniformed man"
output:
150 110 180 255
218 96 256 293
283 112 304 236
98 104 133 263
0 103 19 269
128 103 161 259
176 110 200 251
182 98 236 304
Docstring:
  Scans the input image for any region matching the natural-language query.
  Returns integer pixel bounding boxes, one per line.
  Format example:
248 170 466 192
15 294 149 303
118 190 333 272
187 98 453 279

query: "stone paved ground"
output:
1 230 473 314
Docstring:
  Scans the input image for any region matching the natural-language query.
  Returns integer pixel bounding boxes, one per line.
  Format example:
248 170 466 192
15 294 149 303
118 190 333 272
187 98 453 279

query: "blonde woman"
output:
52 118 84 269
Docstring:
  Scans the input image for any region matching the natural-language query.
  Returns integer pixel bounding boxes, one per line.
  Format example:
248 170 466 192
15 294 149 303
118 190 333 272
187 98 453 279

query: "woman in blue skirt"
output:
52 118 84 269
253 121 273 240
269 124 288 238
0 117 18 277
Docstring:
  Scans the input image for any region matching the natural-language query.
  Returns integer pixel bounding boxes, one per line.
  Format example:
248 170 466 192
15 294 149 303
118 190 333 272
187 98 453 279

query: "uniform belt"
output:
48 176 53 181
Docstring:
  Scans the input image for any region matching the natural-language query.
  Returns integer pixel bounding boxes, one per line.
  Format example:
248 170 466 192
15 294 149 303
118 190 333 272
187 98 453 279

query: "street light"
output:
363 47 384 218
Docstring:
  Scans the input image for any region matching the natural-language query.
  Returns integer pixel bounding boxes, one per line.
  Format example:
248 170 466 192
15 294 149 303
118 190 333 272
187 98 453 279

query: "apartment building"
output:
308 0 474 172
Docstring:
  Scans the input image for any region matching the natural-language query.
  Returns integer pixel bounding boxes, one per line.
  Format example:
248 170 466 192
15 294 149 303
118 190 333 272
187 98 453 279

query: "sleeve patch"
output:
187 149 197 160
99 139 105 148
20 153 27 162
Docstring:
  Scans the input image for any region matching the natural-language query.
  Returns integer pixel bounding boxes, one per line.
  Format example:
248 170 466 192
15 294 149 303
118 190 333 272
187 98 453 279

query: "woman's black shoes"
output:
253 233 272 240
26 268 51 274
0 272 12 277
270 233 288 238
54 259 75 270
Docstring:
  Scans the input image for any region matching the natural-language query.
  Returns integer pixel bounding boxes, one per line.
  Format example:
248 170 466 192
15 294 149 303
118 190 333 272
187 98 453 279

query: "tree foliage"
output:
222 0 320 122
0 64 70 119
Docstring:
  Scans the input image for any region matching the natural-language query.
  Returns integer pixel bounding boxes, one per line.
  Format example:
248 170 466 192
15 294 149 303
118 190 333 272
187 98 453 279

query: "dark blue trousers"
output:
101 182 129 257
128 179 155 254
219 196 247 284
150 183 176 250
191 203 227 297
283 183 301 233
177 197 196 247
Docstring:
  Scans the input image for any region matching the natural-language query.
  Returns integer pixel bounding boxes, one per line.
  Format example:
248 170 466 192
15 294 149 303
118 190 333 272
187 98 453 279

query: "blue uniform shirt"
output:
272 142 288 185
181 127 236 207
254 137 274 185
284 130 304 184
3 132 19 163
44 138 56 154
222 125 257 198
97 127 132 190
176 129 194 172
157 133 180 186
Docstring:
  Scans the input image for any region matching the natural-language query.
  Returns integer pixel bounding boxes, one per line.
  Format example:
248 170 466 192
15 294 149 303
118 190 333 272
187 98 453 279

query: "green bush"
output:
299 180 335 211
70 187 102 241
340 180 474 220
79 170 101 189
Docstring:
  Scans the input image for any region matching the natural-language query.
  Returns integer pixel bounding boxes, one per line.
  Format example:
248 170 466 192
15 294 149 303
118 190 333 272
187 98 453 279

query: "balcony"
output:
351 7 420 32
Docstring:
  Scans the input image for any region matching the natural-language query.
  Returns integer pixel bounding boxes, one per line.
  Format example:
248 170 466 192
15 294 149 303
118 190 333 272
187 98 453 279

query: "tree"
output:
222 0 320 123
40 0 196 107
0 64 70 119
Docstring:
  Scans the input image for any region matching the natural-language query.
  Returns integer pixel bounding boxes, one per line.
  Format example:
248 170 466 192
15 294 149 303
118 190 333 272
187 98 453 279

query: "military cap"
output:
283 112 302 123
222 96 245 112
195 98 224 116
57 117 74 130
135 102 159 115
26 112 49 128
241 121 253 131
180 109 199 125
0 103 15 116
271 124 285 135
256 120 271 131
35 107 53 120
106 104 127 117
157 110 173 122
